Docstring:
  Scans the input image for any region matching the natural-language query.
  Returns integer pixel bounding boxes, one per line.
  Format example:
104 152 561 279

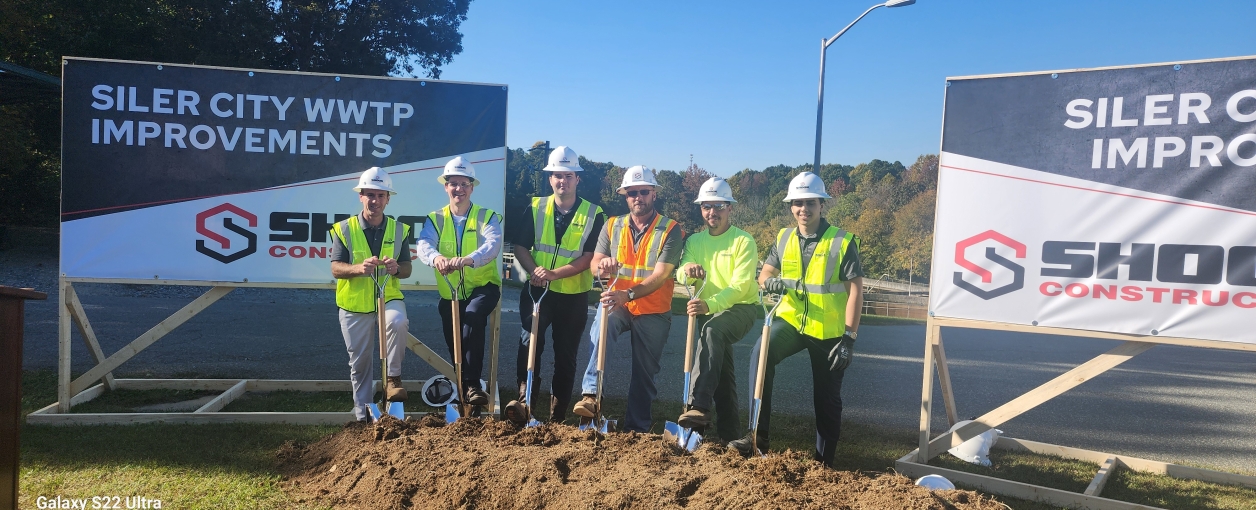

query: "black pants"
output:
438 283 501 391
749 319 845 454
686 303 757 441
516 285 588 408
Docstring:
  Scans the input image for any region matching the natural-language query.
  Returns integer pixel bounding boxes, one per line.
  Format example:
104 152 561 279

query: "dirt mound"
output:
278 416 1006 509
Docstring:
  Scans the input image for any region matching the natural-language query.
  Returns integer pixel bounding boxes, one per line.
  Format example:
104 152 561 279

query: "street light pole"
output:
813 0 915 173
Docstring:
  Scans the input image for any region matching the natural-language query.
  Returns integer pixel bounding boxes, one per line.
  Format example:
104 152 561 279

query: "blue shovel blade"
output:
526 418 541 428
386 402 405 420
445 403 460 423
366 403 382 422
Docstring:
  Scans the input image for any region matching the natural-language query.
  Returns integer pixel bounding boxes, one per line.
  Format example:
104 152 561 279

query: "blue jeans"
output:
580 304 672 432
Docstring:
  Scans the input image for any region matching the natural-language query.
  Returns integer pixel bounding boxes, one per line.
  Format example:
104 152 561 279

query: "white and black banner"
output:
60 58 507 287
931 56 1256 345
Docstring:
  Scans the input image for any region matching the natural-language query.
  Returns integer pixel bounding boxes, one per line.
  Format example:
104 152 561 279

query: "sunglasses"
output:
700 203 729 211
625 189 652 197
790 200 819 207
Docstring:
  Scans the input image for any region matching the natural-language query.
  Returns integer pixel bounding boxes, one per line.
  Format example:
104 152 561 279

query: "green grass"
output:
19 370 1256 509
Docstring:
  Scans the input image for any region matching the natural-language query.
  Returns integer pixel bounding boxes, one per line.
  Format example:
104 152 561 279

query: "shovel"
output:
748 289 784 455
442 270 470 423
579 273 619 434
367 266 405 422
663 277 706 452
508 283 547 427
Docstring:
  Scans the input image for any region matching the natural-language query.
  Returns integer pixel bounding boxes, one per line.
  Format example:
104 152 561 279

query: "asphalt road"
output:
7 251 1255 474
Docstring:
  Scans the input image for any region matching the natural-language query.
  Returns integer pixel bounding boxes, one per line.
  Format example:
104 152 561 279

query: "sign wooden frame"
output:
27 275 503 425
895 315 1256 509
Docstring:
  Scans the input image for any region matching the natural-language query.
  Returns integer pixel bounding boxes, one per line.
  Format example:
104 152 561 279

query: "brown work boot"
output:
572 395 598 418
465 386 489 406
385 376 408 402
677 406 711 429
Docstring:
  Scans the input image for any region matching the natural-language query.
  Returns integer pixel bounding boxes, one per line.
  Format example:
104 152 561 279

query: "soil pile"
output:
278 416 1006 510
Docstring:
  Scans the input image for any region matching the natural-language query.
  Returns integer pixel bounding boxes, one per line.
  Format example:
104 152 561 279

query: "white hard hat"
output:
421 376 457 407
914 475 956 491
694 177 737 203
543 146 584 172
946 420 1002 467
617 165 659 194
439 156 479 186
782 172 831 201
354 166 395 195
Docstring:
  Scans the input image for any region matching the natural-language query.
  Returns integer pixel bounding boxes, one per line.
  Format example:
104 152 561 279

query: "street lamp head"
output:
885 0 916 7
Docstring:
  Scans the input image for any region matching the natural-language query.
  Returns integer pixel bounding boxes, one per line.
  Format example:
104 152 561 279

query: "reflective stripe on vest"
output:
531 196 601 294
333 215 409 313
608 213 678 315
428 204 502 300
774 226 854 339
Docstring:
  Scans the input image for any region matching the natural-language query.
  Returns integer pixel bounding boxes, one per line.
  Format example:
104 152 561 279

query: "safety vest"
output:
427 203 502 300
608 213 679 316
531 196 602 294
774 225 856 340
332 215 409 313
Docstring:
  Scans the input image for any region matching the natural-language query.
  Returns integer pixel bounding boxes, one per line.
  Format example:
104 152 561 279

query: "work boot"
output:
385 376 407 402
572 394 598 418
677 406 712 429
728 432 768 458
465 386 489 406
549 395 568 423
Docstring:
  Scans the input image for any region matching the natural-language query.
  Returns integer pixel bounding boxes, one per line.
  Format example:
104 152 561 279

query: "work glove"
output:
827 334 856 372
762 277 790 295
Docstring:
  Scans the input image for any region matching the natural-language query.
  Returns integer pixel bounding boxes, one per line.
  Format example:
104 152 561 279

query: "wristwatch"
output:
846 330 857 340
626 288 636 301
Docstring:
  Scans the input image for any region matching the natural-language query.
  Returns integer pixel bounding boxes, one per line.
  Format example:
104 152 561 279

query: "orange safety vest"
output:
607 213 680 315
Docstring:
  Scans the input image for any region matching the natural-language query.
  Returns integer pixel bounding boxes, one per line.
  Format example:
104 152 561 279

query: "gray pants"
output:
339 299 408 421
580 305 672 433
686 303 757 441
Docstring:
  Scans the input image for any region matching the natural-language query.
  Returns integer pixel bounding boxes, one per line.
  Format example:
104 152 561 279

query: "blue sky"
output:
438 0 1255 176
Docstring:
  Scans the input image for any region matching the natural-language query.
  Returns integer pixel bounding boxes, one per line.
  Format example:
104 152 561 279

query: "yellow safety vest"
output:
332 215 409 313
427 203 502 300
774 226 856 340
531 196 602 294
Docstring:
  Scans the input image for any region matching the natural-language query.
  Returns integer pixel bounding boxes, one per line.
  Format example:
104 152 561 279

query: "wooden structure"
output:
26 276 502 425
896 315 1256 509
2 286 48 510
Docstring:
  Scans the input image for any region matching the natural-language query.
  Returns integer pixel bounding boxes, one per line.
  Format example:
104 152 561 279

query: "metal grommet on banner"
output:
1031 321 1038 326
1174 64 1182 71
1151 330 1159 335
157 65 163 70
335 76 341 81
421 81 426 87
502 86 507 91
944 81 950 88
1051 73 1058 79
248 71 254 76
928 311 935 317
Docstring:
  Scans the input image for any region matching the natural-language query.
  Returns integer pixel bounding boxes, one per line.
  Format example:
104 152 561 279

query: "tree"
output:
889 189 936 282
0 0 472 225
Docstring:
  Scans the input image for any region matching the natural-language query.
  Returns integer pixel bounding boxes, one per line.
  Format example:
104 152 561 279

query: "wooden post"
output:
58 276 71 413
932 328 958 426
487 298 501 415
1 285 48 510
917 317 937 463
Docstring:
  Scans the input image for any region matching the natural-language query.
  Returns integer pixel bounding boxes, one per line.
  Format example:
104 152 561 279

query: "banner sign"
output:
931 56 1256 345
60 58 507 287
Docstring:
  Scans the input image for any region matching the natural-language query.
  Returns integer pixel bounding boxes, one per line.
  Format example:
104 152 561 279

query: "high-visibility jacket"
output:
676 226 759 315
531 196 602 294
608 213 679 316
427 203 502 300
332 215 410 313
774 225 857 340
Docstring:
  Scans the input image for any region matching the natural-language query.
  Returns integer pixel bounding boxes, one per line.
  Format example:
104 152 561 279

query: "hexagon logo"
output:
953 230 1026 300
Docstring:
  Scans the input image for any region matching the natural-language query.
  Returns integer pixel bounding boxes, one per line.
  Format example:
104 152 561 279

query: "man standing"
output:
416 156 502 407
507 146 605 424
730 171 865 468
673 177 759 442
330 166 413 422
573 166 683 433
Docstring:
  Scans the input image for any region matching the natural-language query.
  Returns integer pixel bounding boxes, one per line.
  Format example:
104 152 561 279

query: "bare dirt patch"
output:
278 415 1006 509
